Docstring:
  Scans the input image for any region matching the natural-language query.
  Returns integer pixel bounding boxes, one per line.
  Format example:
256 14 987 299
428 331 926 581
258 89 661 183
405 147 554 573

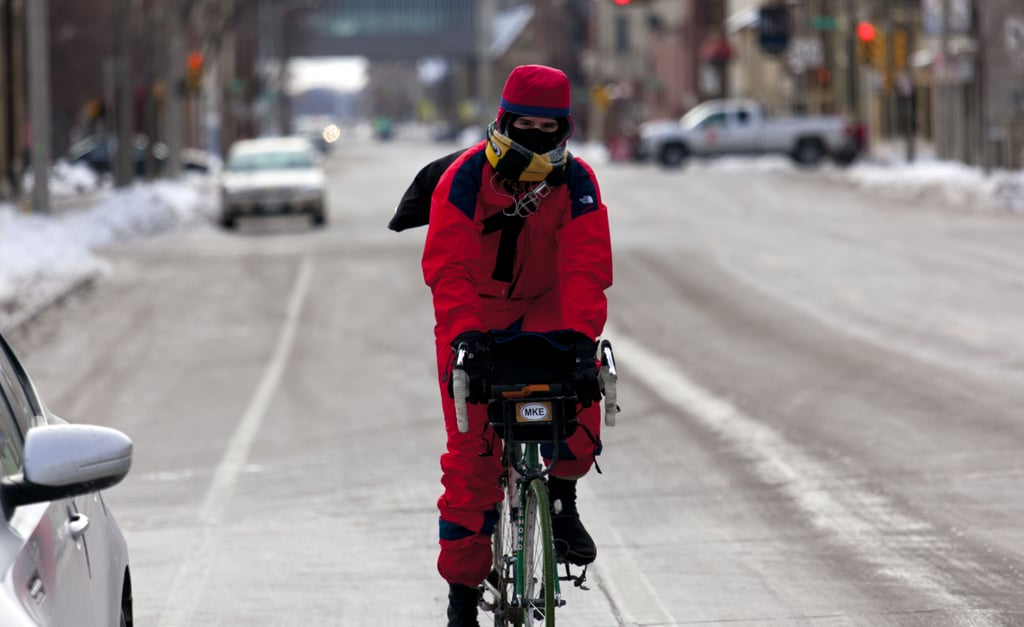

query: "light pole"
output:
115 0 134 187
475 0 495 128
27 0 51 212
276 0 322 136
163 0 185 178
0 0 11 201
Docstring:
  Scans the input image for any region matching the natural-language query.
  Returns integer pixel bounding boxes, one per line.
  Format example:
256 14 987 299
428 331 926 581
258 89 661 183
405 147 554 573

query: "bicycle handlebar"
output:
452 342 471 433
599 339 619 426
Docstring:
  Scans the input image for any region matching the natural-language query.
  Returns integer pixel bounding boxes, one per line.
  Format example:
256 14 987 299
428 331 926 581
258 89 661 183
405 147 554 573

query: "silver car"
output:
219 136 328 229
0 332 133 626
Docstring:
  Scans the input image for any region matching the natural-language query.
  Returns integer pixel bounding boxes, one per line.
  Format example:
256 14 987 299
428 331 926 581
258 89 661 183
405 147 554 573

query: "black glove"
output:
449 330 491 403
569 331 602 408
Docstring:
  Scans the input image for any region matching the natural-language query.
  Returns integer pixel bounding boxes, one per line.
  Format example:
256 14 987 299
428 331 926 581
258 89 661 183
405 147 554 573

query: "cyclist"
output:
421 64 613 626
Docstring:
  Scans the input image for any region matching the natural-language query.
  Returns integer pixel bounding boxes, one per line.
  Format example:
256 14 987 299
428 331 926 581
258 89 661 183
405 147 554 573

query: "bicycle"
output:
452 330 619 626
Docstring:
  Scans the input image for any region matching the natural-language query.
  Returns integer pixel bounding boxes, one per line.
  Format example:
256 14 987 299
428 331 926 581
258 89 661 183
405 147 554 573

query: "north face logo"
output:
578 195 594 204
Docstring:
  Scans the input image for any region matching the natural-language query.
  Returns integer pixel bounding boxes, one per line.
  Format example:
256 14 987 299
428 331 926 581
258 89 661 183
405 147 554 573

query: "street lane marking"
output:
197 255 313 525
158 256 314 627
601 322 997 626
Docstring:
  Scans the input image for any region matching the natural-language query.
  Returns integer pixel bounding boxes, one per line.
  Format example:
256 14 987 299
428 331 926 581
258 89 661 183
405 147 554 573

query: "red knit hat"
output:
496 65 573 131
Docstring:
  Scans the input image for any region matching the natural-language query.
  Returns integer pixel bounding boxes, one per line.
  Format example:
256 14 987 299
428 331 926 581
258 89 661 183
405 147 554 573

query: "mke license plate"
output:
515 401 553 423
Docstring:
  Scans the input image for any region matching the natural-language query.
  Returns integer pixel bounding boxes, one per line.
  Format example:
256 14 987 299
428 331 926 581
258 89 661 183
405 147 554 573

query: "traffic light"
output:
186 52 204 93
759 5 791 54
855 21 888 70
855 20 875 63
856 21 876 43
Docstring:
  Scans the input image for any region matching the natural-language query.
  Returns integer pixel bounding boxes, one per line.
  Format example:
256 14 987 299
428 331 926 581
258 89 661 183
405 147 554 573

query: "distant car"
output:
218 136 328 229
0 331 134 626
67 134 210 176
636 98 862 167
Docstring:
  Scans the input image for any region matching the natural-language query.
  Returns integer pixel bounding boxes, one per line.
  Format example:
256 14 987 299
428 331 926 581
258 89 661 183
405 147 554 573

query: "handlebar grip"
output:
602 371 618 426
452 368 471 433
599 339 619 426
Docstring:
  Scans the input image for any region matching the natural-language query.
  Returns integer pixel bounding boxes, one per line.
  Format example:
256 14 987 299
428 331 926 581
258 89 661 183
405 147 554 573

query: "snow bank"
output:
0 180 212 331
843 160 1024 213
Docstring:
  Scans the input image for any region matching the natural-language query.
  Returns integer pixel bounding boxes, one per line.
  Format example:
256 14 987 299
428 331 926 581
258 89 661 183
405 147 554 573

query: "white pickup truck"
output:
636 98 862 167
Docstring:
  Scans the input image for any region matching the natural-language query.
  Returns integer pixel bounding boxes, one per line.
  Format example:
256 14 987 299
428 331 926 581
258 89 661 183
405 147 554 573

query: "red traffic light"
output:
187 52 204 72
613 0 632 5
856 21 876 42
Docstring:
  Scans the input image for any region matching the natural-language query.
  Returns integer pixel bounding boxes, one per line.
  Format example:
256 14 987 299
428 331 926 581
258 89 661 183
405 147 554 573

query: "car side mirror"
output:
1 424 133 516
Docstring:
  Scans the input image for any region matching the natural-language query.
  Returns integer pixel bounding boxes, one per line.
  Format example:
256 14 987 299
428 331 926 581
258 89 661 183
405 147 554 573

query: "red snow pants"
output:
434 289 602 586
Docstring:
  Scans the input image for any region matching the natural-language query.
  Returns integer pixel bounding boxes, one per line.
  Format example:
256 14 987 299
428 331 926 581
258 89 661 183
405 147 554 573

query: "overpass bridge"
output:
274 0 517 131
288 0 482 60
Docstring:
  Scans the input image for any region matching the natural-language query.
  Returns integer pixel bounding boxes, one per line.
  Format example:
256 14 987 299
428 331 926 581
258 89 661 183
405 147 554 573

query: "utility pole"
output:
937 0 950 160
220 0 237 152
10 0 24 201
256 0 276 136
902 0 916 163
844 0 858 121
115 0 134 187
475 0 495 127
883 1 896 139
142 0 158 179
26 0 51 213
0 0 11 200
202 0 223 158
165 0 184 177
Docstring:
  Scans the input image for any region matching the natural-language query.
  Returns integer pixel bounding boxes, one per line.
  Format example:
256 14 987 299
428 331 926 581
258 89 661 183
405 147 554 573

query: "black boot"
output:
446 583 481 627
548 476 597 565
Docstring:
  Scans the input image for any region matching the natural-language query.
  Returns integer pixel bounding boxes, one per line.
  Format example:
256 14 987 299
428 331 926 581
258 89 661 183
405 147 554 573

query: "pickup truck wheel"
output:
659 143 689 168
793 138 825 165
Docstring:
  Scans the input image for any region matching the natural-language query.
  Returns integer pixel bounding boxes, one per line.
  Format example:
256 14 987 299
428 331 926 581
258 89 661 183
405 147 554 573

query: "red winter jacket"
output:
422 143 613 342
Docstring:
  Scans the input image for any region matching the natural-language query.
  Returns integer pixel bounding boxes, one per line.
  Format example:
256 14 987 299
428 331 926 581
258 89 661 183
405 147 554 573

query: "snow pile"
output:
50 160 104 195
61 181 211 248
0 208 107 330
842 160 1024 213
0 180 212 331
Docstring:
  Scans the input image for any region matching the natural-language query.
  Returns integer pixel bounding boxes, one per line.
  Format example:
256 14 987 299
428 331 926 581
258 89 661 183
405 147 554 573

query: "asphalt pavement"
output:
9 134 1024 626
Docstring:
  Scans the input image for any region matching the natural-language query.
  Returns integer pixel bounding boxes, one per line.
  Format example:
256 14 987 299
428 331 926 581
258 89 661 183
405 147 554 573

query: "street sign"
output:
788 37 824 72
811 16 836 31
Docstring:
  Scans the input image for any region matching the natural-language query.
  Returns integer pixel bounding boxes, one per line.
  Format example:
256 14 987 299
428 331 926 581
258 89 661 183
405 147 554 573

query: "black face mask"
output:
507 126 560 154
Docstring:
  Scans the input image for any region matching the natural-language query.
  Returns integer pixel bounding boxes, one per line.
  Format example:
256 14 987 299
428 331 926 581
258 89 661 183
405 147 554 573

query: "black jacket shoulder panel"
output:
388 149 467 232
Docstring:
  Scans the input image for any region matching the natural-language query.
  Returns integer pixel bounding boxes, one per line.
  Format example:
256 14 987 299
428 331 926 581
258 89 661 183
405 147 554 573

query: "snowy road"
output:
9 135 1024 625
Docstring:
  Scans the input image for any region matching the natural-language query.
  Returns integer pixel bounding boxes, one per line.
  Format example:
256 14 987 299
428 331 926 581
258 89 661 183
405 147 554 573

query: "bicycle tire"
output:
521 479 557 626
491 488 518 626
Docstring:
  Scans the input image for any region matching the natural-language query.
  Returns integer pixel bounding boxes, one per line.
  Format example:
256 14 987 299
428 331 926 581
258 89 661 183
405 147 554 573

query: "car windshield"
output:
227 150 314 172
680 106 718 130
679 103 729 129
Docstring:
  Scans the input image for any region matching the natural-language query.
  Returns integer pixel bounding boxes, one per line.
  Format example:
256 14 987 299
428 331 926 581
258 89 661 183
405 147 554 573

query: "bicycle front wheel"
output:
520 479 557 626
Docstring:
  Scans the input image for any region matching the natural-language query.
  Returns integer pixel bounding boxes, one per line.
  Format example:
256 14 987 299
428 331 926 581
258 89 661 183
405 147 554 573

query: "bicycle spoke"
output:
523 480 556 626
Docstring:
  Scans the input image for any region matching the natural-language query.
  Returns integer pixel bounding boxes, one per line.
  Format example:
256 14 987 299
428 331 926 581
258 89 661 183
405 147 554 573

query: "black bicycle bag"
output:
485 330 579 442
